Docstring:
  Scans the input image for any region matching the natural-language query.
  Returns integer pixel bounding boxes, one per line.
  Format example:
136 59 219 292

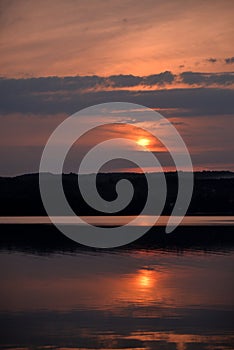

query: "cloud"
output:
0 74 234 117
1 0 233 78
180 71 234 86
0 71 233 110
108 72 175 87
0 72 175 96
206 58 217 63
143 71 175 86
225 57 234 64
108 74 142 87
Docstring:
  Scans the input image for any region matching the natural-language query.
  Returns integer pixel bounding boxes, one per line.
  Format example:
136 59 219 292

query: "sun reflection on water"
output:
136 269 155 289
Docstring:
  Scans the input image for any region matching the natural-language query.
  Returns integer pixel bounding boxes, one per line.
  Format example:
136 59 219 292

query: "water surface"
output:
0 223 233 349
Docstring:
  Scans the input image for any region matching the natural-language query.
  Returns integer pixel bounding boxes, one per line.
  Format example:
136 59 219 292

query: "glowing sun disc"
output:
137 138 150 147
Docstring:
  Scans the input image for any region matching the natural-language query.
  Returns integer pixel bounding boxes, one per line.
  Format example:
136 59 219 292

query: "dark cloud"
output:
206 58 217 63
143 71 175 86
108 74 142 87
0 72 175 95
1 71 232 102
108 72 175 87
0 74 234 117
180 71 234 86
225 57 234 64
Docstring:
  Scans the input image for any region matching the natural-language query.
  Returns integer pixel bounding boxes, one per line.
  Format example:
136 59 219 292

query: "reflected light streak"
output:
136 269 155 289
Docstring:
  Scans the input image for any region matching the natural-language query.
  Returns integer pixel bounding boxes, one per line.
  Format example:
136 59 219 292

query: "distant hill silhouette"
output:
0 171 233 216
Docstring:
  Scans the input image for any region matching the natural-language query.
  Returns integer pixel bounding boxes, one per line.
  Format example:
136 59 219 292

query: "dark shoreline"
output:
1 172 234 216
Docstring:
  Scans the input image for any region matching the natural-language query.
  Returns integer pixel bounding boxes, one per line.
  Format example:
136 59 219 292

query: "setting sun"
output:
137 138 150 147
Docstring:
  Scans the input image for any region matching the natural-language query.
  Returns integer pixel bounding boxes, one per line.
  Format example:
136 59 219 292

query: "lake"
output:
0 219 233 349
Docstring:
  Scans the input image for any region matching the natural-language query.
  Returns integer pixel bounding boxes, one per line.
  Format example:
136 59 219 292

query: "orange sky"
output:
0 0 233 174
0 0 234 78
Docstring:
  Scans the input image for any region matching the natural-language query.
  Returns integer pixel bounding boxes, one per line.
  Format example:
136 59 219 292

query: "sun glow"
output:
137 138 150 147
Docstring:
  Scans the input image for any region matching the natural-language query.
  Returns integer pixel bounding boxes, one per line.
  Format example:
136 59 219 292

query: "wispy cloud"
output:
0 0 233 77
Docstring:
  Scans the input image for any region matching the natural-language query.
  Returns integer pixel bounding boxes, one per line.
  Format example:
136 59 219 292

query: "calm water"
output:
0 222 233 349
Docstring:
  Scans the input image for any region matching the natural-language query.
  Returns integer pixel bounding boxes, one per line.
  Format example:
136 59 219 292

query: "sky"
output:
0 0 234 175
